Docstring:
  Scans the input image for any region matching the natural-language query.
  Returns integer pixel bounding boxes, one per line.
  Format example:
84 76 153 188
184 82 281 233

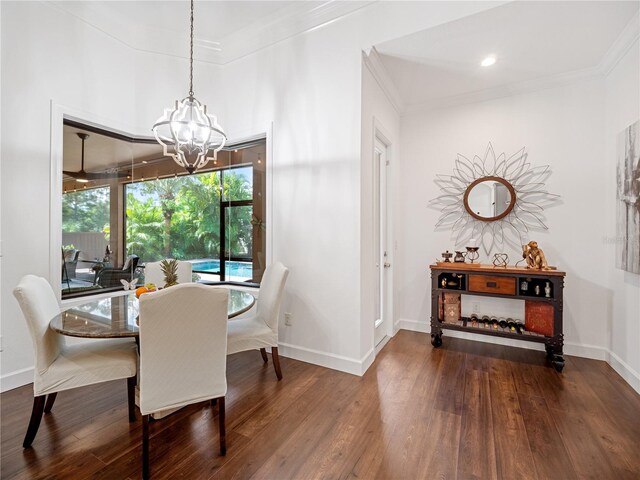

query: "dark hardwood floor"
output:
2 331 639 479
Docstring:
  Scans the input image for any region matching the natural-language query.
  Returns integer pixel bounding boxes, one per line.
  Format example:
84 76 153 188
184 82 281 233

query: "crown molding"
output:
220 1 374 64
362 47 405 115
48 0 373 66
402 65 603 116
401 11 639 116
599 12 640 76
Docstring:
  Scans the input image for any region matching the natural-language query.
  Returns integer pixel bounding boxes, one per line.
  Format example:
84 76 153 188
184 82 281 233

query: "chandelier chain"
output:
152 0 226 174
189 0 194 97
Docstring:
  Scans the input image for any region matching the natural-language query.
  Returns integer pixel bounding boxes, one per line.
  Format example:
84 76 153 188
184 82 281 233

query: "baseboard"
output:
375 335 391 355
1 366 33 393
277 342 373 377
396 318 430 333
5 331 636 394
563 342 608 361
396 317 639 393
607 350 640 394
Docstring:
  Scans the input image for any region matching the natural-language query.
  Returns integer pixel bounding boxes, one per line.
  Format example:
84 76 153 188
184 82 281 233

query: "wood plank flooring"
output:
2 331 639 479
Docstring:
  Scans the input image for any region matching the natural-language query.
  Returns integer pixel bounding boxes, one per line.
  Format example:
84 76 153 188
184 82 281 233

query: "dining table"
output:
50 288 256 339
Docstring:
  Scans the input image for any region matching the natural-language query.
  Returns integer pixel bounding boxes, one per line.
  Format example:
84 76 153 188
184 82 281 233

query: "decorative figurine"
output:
534 285 541 296
466 246 480 263
545 282 551 298
453 251 466 263
441 278 447 288
492 253 509 267
441 250 453 263
520 280 529 292
522 240 549 270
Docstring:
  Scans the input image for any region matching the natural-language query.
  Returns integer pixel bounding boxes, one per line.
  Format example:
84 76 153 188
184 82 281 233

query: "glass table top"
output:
50 288 255 338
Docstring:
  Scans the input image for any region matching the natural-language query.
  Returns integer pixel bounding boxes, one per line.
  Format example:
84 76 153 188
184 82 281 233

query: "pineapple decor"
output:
160 259 179 288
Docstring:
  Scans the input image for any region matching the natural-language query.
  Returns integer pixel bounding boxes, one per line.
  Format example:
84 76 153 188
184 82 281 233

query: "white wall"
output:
0 0 513 389
0 1 137 389
214 2 505 374
604 36 640 391
397 78 612 359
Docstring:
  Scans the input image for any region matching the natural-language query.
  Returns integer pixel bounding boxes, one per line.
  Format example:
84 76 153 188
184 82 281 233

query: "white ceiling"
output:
80 1 304 43
63 125 164 172
62 124 266 177
374 1 639 110
51 0 370 64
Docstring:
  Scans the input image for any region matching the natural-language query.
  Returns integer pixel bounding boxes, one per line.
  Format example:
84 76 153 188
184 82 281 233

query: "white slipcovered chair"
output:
143 259 192 287
138 283 229 479
13 275 138 448
227 262 289 380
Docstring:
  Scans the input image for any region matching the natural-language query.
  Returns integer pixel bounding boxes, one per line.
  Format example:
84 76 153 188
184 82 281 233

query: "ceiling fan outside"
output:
63 132 130 182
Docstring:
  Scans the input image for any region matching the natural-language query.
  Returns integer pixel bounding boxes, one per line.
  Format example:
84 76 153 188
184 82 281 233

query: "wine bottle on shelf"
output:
490 317 499 329
498 318 508 329
470 313 479 328
507 318 517 332
481 315 490 328
516 321 526 334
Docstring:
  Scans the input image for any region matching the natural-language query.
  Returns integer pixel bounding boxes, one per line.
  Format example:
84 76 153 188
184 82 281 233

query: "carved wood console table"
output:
430 263 566 371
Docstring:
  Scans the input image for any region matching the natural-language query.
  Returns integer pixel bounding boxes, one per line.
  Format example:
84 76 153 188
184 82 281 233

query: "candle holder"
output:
465 246 480 263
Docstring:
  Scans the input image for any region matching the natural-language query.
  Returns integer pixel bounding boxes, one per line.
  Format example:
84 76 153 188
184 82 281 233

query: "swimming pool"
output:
191 260 253 278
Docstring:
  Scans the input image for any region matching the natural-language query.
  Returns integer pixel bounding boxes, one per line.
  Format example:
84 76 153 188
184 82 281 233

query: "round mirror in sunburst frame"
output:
430 143 560 255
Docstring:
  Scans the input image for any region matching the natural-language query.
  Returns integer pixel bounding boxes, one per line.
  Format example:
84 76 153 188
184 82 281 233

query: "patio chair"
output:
61 249 80 282
95 255 140 288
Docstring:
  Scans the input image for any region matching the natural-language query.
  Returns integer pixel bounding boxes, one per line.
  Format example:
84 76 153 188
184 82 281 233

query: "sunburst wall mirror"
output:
430 143 560 254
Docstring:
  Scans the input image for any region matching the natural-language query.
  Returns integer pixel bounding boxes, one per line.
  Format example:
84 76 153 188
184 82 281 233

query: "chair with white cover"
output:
143 259 192 287
227 262 289 380
138 284 229 479
13 275 138 448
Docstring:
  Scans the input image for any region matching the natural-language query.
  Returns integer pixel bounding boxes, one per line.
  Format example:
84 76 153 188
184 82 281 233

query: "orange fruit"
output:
135 286 149 298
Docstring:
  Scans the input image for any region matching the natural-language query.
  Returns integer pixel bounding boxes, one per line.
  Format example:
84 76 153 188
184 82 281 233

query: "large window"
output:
61 119 266 298
125 164 260 283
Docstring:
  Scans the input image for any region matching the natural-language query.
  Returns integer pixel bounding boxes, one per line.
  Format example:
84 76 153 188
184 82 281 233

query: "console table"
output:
430 263 566 371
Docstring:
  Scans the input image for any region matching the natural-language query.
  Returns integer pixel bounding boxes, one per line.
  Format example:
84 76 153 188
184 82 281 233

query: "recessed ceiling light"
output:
481 56 496 67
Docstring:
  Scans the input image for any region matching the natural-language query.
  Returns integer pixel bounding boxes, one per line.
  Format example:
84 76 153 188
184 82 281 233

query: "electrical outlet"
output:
284 312 292 326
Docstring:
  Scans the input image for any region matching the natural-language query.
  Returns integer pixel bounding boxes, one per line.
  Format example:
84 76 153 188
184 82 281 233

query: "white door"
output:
374 137 391 347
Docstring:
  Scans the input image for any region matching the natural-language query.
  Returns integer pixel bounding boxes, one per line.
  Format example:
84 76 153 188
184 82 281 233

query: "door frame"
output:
372 119 394 348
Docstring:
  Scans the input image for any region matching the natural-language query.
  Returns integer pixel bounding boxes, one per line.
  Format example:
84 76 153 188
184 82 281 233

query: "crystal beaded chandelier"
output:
152 0 226 174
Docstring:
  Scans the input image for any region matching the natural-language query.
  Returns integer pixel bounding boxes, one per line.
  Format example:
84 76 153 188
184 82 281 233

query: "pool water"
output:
191 260 253 278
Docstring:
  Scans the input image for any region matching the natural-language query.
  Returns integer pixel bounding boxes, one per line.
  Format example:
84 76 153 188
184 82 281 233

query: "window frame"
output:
56 115 268 301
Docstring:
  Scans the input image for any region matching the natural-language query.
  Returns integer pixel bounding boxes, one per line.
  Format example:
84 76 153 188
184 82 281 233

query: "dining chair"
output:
143 259 192 286
227 262 289 380
138 283 229 479
13 275 138 448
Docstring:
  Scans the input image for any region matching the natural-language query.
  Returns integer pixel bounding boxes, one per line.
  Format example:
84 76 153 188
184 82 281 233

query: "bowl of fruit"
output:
135 283 157 298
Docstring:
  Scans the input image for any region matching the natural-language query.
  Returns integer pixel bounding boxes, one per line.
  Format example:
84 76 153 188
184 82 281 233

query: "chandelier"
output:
152 0 226 174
